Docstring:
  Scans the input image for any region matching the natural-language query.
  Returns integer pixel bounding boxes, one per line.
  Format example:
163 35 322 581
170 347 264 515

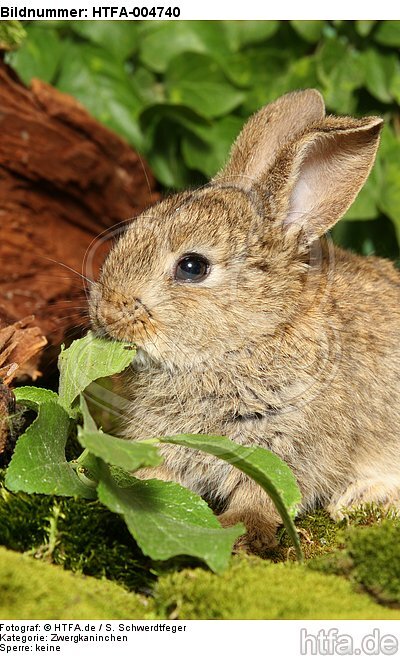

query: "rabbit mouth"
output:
90 286 157 346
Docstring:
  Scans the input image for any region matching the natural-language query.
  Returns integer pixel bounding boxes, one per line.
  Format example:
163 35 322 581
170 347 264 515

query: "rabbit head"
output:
90 90 382 370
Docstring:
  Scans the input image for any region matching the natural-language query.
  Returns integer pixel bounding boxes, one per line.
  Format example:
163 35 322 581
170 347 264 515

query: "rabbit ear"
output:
274 115 383 239
214 89 325 189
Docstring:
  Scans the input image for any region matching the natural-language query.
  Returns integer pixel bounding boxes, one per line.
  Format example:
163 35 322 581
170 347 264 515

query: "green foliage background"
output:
7 20 400 259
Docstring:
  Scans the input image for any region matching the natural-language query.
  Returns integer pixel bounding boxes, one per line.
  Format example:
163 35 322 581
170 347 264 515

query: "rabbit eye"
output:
174 253 210 283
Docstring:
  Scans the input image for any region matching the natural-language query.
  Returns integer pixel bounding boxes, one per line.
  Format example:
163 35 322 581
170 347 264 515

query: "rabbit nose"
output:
117 297 143 313
111 295 139 311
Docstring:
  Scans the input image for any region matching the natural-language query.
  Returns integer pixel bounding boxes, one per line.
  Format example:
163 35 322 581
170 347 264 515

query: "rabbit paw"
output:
328 478 400 520
218 509 279 554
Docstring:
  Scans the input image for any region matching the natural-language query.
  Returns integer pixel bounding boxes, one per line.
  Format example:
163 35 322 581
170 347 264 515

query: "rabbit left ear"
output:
269 115 383 240
214 89 325 189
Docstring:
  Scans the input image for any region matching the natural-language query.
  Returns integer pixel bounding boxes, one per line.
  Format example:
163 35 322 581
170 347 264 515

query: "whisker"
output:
38 254 94 285
136 153 155 201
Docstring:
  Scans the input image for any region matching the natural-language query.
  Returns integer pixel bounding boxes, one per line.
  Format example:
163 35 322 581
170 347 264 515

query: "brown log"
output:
0 314 47 385
0 312 47 458
0 379 15 458
0 61 159 377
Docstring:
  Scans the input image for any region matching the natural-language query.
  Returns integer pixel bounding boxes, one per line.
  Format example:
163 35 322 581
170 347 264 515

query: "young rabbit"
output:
90 89 400 553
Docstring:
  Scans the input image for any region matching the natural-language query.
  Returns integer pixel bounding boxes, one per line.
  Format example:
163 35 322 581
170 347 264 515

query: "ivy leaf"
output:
68 20 139 61
130 66 165 106
317 39 364 113
290 21 325 43
343 164 381 221
57 42 145 150
8 25 64 84
224 21 279 50
5 401 95 498
374 21 400 47
58 331 134 413
379 145 400 242
143 118 201 189
225 48 287 112
285 56 319 95
165 53 244 119
78 429 163 472
362 49 399 104
355 21 377 37
138 21 232 73
140 103 210 139
161 434 302 560
182 115 244 177
97 465 244 572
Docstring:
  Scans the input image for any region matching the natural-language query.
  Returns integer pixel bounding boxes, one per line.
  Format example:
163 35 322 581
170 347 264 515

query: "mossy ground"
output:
154 556 400 620
0 547 153 620
2 468 400 620
0 470 156 593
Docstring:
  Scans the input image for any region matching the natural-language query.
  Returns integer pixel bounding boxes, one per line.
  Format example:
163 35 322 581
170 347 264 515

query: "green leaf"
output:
221 46 287 91
14 386 59 407
379 139 400 241
225 48 288 113
355 21 377 37
374 21 400 47
0 20 26 51
317 39 364 113
343 184 378 221
317 36 348 83
68 20 139 61
140 103 210 149
57 42 145 150
240 53 318 117
343 164 381 221
138 21 232 73
362 49 399 104
8 25 64 84
182 115 244 177
5 401 95 498
290 21 325 43
97 465 244 572
165 52 244 119
130 66 165 106
160 434 303 560
143 119 200 189
223 21 279 50
78 429 163 471
332 216 399 260
58 331 134 413
285 56 319 94
139 102 211 187
356 21 377 37
390 68 400 104
79 394 98 433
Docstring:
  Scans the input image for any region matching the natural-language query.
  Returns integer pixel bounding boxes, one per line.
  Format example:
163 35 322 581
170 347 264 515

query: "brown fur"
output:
90 90 400 553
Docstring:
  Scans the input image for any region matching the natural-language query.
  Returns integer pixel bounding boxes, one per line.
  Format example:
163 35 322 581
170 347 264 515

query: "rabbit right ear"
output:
214 89 325 189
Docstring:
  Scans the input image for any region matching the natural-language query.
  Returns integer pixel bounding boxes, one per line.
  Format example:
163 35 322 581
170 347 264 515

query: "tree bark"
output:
0 61 159 374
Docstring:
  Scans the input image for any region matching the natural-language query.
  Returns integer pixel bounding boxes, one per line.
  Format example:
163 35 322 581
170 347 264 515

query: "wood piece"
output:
0 314 47 385
0 61 159 368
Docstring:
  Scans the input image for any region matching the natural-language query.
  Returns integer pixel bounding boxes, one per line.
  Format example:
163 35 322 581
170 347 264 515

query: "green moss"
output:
154 555 400 620
3 546 400 621
0 546 153 619
269 508 344 562
339 520 400 605
0 471 155 592
4 466 400 618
